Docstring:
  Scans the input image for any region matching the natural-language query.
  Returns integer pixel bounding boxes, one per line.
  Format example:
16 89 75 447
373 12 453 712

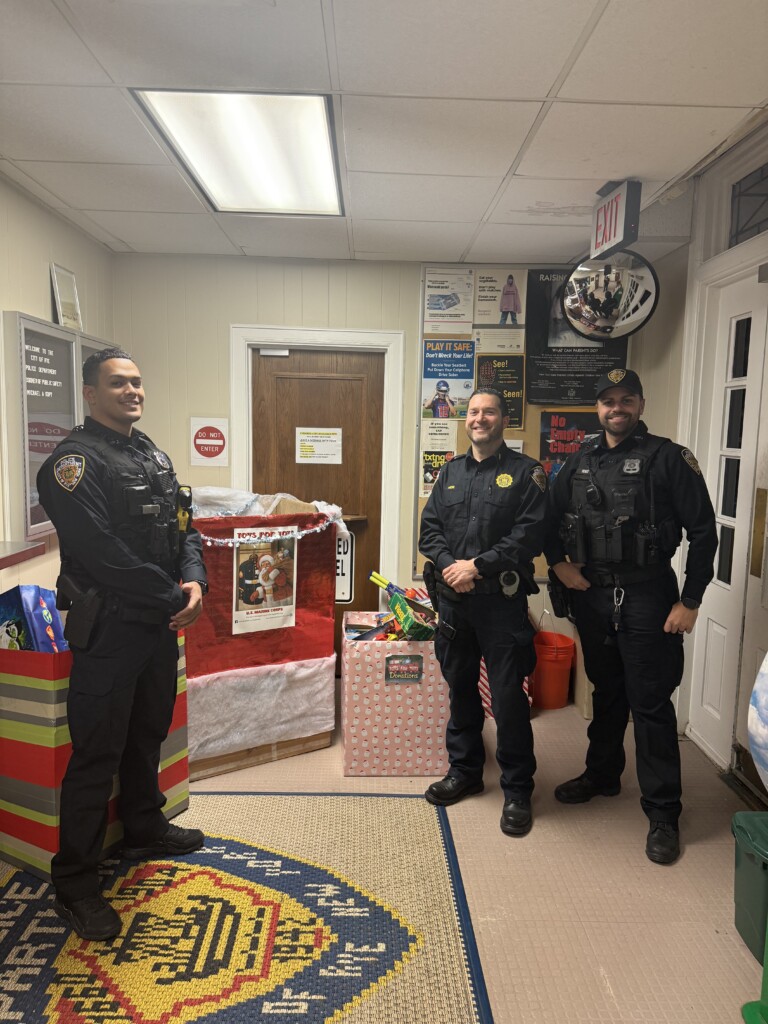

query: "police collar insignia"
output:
532 466 547 492
623 459 641 474
53 454 85 491
153 450 171 469
496 473 513 488
681 448 702 475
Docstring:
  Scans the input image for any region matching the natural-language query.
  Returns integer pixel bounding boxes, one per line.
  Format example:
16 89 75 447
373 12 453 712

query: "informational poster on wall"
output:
421 337 475 418
423 268 474 334
233 526 297 633
23 327 76 534
525 269 628 405
473 328 524 353
475 353 525 429
295 428 342 464
473 268 528 327
539 408 601 480
420 420 456 497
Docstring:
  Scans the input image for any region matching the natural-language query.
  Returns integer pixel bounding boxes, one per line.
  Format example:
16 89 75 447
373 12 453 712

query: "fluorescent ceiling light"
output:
135 91 341 216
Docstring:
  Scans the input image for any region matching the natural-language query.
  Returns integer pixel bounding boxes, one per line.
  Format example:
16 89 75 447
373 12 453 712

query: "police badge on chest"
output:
622 459 641 474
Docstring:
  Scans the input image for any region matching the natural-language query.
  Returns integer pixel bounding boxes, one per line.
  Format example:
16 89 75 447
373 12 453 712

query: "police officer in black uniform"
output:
544 369 717 864
37 348 208 940
419 388 548 837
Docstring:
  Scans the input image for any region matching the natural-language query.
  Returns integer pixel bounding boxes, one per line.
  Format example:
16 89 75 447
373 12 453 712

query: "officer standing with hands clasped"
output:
37 348 208 940
419 387 548 836
545 369 717 864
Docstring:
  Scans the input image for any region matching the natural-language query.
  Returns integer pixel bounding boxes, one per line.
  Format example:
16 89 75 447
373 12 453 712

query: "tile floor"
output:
193 705 763 1024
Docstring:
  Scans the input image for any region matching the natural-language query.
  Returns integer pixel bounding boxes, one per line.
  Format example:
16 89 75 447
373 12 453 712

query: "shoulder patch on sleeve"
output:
681 448 702 475
532 465 548 492
53 454 86 492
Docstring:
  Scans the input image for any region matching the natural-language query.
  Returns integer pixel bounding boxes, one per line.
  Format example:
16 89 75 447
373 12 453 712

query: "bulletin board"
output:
3 312 114 541
412 264 626 578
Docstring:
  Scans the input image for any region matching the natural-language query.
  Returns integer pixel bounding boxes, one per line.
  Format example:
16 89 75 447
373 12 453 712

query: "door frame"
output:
676 126 768 744
229 324 405 578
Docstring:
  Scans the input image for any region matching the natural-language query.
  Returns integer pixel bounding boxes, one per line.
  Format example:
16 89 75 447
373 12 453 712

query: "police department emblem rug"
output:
0 793 492 1023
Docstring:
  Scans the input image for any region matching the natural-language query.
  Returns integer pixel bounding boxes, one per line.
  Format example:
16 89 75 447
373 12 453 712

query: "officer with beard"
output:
544 369 717 864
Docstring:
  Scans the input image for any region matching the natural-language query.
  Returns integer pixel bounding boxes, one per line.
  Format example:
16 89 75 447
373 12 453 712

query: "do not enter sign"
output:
190 418 229 466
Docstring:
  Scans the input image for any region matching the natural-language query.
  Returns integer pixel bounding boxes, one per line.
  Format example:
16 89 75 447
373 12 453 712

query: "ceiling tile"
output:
343 97 541 176
333 0 595 99
222 215 351 260
491 178 603 225
64 0 331 91
559 0 768 106
352 220 476 261
517 102 754 181
0 160 68 209
1 0 111 85
0 86 168 163
467 223 590 264
85 211 240 254
55 209 134 251
348 172 501 221
15 162 205 212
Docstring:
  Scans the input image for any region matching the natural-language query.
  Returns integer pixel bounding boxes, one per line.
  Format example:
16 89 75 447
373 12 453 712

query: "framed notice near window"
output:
20 318 78 538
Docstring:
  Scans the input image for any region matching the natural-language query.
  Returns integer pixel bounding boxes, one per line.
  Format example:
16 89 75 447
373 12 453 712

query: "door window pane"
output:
732 318 751 379
726 388 746 449
720 457 740 518
716 524 735 585
729 161 768 248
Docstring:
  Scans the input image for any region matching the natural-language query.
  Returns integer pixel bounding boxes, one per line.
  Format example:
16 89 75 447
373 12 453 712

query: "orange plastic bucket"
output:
531 631 575 710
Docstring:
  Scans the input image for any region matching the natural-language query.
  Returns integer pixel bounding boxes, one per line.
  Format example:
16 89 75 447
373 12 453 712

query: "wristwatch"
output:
681 597 700 610
192 579 209 595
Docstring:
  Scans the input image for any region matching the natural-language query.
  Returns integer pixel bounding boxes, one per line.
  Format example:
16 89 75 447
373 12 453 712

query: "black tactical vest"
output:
561 433 672 567
65 426 180 572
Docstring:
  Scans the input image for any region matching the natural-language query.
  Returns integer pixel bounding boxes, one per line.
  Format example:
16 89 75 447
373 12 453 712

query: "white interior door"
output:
686 273 768 766
735 307 768 756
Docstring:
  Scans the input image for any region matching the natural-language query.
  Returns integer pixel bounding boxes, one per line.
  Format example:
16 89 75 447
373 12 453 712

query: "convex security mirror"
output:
561 249 660 340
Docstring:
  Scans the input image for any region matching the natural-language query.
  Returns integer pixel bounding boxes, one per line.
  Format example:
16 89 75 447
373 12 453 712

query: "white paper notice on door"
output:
296 428 342 464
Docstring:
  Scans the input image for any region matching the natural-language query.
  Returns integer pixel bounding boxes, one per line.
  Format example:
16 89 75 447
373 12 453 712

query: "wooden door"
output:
251 349 385 657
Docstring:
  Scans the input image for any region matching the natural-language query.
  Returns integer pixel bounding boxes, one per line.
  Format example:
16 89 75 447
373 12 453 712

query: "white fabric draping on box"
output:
187 653 336 761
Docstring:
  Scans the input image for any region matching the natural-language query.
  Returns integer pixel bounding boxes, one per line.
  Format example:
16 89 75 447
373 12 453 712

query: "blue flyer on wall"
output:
421 337 476 418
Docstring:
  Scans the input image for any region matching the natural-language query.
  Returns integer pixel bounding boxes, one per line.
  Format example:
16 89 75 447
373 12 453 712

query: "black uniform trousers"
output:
52 614 179 900
571 568 684 824
434 592 536 800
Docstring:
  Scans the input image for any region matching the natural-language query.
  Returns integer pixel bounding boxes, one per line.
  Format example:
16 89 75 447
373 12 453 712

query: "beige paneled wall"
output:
627 245 689 441
0 177 115 591
113 254 423 584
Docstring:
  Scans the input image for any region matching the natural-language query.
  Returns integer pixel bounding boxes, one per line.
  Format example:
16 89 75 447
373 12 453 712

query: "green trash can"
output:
733 812 768 963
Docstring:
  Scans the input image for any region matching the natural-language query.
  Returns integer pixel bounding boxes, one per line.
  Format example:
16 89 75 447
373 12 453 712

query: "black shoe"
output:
646 821 680 864
500 799 532 837
122 823 205 861
554 773 621 804
54 893 121 941
425 775 484 806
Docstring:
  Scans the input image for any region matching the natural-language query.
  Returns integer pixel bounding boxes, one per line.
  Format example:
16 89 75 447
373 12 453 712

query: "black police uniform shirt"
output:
37 416 206 616
419 444 549 578
544 422 717 604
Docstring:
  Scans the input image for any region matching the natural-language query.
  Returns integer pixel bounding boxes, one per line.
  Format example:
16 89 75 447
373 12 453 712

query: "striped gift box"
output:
0 636 189 882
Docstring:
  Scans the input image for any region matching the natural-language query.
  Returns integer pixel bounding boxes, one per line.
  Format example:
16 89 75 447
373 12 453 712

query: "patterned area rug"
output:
0 793 492 1023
